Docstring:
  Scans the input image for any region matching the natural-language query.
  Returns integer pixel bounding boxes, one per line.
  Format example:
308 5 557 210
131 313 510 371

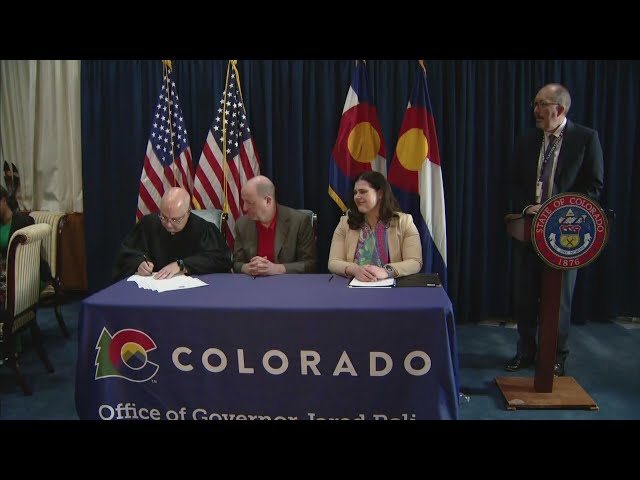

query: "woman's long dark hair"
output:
347 171 401 230
0 185 19 212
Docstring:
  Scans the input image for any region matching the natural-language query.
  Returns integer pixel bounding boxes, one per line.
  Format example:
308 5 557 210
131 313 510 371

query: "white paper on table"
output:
348 277 396 288
127 274 208 292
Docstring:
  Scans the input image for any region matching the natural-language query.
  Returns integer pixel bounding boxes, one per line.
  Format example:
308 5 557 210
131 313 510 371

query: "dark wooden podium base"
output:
495 376 598 410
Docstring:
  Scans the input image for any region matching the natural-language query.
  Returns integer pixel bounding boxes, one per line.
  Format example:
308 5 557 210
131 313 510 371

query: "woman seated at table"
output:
328 171 422 282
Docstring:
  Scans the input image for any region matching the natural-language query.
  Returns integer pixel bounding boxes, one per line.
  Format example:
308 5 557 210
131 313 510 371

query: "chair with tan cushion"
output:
191 208 228 233
29 210 69 338
2 223 55 395
191 208 229 249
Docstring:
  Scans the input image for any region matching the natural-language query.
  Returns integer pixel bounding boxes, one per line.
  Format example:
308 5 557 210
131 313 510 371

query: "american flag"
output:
136 61 194 221
193 60 261 249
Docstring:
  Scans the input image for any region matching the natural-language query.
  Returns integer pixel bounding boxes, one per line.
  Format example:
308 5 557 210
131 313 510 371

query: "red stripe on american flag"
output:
239 144 257 183
208 150 226 209
225 156 243 219
143 155 165 196
224 179 242 221
163 165 176 188
174 150 194 193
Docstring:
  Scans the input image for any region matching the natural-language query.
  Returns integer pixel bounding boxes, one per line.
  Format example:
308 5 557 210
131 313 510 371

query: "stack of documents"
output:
348 277 396 288
127 274 208 292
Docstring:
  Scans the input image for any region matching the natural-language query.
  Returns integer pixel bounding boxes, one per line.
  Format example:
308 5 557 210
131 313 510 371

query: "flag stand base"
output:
495 376 598 410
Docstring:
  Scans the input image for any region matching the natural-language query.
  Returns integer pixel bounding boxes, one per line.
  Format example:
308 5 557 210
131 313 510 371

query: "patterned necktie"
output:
539 135 557 201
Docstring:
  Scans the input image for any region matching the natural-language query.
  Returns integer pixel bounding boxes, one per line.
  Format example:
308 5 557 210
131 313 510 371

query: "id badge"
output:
535 181 542 203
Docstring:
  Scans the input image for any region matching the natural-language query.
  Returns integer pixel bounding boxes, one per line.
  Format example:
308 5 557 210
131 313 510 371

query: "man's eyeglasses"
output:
531 100 559 109
158 210 189 224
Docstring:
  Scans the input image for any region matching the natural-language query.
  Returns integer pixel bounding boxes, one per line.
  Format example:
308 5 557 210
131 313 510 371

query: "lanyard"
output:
538 128 565 181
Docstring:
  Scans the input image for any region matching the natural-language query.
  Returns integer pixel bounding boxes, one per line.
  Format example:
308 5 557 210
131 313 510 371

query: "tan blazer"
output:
328 212 422 278
233 204 317 273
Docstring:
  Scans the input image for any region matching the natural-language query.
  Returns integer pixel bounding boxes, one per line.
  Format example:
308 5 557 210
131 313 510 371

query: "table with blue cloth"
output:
75 274 459 420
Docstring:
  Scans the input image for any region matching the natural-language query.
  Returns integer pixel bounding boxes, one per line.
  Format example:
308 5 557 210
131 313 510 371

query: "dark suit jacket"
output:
510 119 604 213
233 204 317 273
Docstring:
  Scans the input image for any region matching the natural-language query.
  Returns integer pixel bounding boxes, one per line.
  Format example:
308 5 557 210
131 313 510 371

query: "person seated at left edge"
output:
112 187 232 281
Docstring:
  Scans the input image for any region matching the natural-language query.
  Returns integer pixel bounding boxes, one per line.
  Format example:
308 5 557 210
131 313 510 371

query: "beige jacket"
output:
328 212 423 278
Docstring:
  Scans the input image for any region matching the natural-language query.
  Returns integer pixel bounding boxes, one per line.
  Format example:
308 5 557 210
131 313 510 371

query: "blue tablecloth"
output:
75 274 459 420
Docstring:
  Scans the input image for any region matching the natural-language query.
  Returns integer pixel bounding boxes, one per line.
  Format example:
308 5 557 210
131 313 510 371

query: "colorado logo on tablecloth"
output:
95 328 159 382
532 193 608 270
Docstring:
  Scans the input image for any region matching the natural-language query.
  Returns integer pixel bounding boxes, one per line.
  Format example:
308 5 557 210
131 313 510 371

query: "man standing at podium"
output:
506 83 604 377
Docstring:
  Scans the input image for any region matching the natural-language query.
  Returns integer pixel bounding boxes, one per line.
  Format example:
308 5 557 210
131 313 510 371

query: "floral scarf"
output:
354 221 389 267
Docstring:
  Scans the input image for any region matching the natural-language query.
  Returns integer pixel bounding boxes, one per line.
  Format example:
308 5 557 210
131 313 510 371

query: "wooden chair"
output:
29 211 70 338
1 223 55 395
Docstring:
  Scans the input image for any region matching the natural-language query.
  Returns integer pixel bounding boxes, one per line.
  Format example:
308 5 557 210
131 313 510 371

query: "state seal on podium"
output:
532 193 609 270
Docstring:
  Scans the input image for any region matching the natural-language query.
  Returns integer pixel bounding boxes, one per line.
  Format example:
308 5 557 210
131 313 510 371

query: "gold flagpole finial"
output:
162 60 173 71
418 60 426 75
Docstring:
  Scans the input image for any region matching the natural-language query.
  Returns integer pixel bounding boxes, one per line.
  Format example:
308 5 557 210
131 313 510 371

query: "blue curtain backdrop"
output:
81 60 640 323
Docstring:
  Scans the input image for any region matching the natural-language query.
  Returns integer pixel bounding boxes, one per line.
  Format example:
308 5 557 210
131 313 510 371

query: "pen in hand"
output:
142 254 154 275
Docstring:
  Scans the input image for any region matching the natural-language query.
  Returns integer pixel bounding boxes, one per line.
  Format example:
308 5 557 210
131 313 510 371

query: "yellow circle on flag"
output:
397 128 428 171
348 122 381 164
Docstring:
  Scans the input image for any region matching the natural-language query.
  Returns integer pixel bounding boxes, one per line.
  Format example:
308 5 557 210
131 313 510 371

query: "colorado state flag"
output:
328 60 387 212
388 61 447 289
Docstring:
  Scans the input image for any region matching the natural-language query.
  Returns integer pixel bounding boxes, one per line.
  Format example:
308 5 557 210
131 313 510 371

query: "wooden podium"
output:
495 212 598 410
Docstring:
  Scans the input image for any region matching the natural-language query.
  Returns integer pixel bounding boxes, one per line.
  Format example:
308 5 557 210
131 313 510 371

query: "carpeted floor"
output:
457 320 640 419
1 299 638 420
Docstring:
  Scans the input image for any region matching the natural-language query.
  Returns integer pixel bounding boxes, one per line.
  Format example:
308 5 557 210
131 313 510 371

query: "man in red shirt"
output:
233 176 317 276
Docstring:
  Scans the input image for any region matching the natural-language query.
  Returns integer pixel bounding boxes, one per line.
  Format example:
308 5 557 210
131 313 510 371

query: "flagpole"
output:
220 60 235 217
162 59 178 188
230 61 246 219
